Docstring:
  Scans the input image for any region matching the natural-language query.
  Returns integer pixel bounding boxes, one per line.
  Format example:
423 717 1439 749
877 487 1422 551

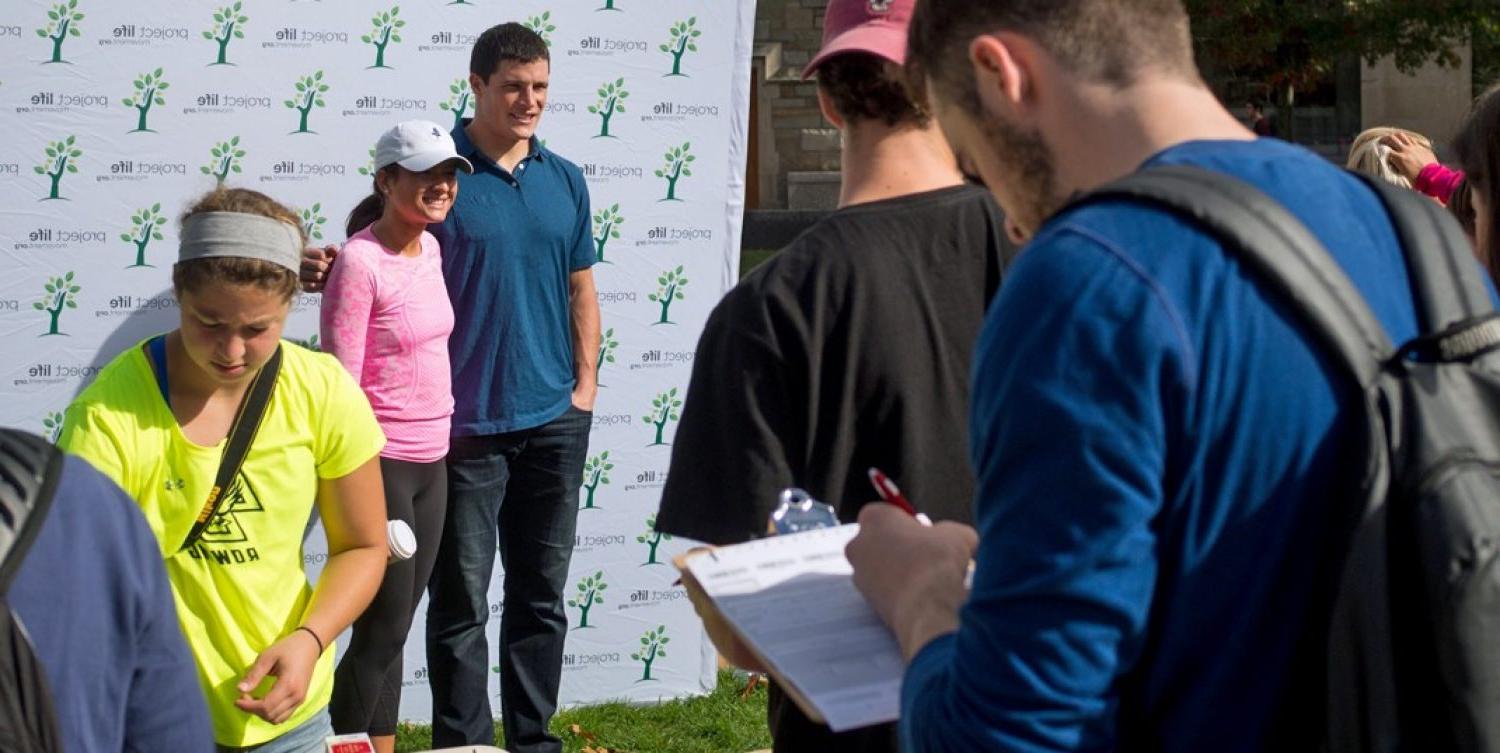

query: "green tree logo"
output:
120 202 166 268
592 203 624 262
41 414 65 444
437 77 471 130
34 272 80 337
289 333 320 351
661 17 700 77
286 70 329 134
580 450 613 510
596 327 619 385
41 412 65 443
642 387 682 446
204 2 247 66
37 0 83 64
34 136 81 201
357 147 376 176
122 68 168 133
656 142 694 202
589 78 629 138
524 11 555 46
299 203 327 241
631 625 670 681
362 6 405 69
648 266 688 325
567 570 607 628
598 0 622 10
637 514 672 566
200 136 245 185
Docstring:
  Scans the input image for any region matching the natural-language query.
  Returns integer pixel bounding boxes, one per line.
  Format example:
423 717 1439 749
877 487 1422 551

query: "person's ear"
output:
815 85 846 131
468 72 485 103
969 32 1039 121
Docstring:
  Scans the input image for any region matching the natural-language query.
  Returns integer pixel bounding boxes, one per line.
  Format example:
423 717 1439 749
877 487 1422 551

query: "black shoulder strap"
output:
1069 165 1390 387
1347 172 1494 330
177 345 283 553
0 431 63 595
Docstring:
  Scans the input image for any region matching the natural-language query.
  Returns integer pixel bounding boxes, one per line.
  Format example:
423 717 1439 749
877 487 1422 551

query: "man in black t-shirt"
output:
654 0 1011 750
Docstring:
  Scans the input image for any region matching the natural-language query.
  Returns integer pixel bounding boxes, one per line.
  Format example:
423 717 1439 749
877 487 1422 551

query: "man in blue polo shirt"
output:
425 22 598 753
844 1 1460 751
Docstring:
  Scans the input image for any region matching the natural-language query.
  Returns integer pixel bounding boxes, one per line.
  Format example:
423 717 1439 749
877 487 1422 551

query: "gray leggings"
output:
329 456 446 736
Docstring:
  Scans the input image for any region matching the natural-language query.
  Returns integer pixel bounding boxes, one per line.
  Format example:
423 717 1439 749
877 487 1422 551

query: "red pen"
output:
867 467 932 526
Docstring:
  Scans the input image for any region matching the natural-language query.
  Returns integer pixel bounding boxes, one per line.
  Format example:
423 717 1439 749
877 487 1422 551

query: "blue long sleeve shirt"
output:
11 455 212 752
901 139 1438 751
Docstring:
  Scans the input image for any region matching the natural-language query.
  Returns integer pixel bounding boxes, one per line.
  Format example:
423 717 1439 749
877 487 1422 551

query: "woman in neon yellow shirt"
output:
59 187 387 752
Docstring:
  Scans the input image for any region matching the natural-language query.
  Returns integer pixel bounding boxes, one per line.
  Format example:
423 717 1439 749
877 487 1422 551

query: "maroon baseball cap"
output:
801 0 915 80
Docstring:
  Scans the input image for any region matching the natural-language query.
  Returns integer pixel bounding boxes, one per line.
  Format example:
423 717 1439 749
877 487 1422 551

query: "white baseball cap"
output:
373 120 474 174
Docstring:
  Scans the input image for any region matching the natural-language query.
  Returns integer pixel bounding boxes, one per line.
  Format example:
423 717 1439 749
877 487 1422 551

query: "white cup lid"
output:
387 519 418 560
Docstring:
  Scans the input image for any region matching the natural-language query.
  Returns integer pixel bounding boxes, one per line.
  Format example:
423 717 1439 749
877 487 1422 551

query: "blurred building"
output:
747 0 1482 211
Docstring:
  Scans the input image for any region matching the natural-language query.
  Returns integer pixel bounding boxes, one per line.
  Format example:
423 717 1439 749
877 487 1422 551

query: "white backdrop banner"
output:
1 0 755 721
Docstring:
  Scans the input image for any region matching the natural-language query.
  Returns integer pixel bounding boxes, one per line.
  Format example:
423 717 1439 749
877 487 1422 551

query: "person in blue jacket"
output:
846 1 1439 751
11 447 213 752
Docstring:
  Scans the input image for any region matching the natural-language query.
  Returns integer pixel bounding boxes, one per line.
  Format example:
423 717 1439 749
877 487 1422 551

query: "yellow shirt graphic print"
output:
58 340 383 747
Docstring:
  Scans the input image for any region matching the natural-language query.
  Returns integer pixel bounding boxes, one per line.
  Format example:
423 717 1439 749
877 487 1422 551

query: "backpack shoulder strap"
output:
0 430 62 594
1069 164 1391 387
1347 172 1493 330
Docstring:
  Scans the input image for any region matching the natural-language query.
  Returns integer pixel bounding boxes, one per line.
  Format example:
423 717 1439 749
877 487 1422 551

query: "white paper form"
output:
685 524 904 732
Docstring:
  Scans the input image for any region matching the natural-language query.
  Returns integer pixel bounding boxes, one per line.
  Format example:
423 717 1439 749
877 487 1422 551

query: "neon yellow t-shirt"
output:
58 339 384 747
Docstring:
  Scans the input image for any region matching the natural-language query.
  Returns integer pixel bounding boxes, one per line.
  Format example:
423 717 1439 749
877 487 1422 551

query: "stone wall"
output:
1362 45 1473 154
753 0 839 209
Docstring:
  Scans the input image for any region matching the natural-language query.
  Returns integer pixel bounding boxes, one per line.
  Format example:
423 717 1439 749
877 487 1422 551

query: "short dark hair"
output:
470 23 549 82
906 0 1198 112
814 53 929 128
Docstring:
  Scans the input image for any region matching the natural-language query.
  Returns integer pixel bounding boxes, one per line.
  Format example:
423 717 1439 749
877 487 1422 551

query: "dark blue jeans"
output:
425 406 590 753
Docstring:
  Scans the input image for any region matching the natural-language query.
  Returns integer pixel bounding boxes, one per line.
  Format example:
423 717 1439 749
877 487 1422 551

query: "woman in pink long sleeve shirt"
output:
319 120 471 753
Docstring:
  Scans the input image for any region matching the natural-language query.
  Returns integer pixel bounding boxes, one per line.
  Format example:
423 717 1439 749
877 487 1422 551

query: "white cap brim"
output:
395 151 474 174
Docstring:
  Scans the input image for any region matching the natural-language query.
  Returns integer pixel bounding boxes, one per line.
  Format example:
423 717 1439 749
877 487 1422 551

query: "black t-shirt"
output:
656 184 1011 752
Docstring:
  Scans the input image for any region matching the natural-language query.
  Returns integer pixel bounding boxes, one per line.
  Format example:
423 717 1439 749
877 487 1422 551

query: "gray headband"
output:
178 211 302 274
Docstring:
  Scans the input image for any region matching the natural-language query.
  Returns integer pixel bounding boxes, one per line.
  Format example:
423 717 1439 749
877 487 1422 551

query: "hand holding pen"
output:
867 467 932 526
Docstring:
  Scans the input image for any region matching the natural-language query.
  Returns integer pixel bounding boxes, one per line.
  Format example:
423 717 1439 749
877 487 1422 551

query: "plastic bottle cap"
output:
387 519 417 561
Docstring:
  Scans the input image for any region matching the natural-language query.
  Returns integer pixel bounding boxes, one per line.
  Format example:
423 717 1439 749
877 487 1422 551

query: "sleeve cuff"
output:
1415 163 1464 203
899 631 960 751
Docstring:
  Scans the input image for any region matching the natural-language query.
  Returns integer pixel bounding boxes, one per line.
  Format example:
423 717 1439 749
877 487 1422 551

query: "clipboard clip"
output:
769 487 839 535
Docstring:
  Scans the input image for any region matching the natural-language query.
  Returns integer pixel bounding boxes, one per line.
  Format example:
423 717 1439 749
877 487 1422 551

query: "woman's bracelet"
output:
294 625 325 654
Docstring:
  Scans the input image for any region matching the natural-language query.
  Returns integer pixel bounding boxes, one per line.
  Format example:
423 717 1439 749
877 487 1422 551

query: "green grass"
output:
740 248 778 278
393 670 770 753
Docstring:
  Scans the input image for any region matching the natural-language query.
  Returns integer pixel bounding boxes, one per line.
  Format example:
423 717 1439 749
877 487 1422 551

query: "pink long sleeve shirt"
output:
320 226 455 462
1415 162 1465 205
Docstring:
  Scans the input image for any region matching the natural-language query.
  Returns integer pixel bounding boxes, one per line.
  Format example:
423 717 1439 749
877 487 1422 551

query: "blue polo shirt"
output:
899 139 1493 751
432 123 595 435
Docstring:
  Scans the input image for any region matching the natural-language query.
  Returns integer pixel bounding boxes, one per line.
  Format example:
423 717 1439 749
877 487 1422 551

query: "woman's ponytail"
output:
345 181 385 238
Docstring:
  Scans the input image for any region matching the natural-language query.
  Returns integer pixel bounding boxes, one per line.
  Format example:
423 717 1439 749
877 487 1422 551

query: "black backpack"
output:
0 429 64 752
1079 165 1500 752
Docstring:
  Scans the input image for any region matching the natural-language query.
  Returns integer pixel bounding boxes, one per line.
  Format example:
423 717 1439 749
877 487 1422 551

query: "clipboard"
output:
673 525 903 732
673 549 830 726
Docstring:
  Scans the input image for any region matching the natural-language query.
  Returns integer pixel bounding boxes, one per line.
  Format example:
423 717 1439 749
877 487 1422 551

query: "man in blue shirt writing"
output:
847 1 1431 751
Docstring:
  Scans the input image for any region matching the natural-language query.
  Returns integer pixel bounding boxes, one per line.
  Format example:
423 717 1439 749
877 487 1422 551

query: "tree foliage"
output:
1188 0 1500 95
